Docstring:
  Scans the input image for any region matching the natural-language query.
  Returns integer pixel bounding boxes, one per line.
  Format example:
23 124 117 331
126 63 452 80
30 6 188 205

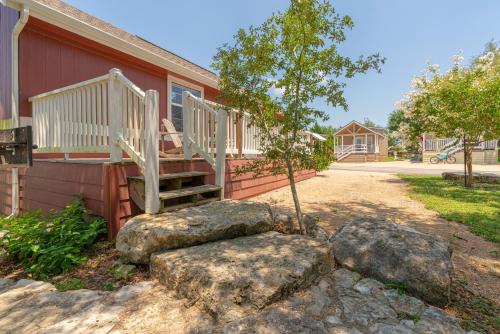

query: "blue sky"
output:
66 0 499 128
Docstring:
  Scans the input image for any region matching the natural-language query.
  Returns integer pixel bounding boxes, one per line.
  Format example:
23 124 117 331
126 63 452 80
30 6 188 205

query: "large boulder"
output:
150 231 333 322
330 219 453 305
117 200 274 263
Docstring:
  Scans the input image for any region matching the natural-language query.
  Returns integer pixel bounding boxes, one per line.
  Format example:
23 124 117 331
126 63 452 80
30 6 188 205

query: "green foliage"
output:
363 118 376 128
399 175 500 243
310 123 337 168
384 281 409 295
0 198 106 279
396 42 500 184
212 0 384 231
55 278 86 292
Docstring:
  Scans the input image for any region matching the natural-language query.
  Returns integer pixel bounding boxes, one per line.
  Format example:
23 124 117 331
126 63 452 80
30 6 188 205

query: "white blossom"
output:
451 51 464 66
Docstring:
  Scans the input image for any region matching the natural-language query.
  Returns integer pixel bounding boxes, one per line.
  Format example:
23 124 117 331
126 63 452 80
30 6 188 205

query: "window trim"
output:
167 75 204 132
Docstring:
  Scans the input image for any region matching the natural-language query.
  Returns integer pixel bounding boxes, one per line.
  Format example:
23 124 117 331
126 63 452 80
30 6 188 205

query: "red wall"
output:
18 17 218 122
0 160 316 237
0 5 18 124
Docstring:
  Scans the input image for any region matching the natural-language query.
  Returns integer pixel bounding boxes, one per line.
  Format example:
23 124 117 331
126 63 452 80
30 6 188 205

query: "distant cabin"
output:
334 121 388 162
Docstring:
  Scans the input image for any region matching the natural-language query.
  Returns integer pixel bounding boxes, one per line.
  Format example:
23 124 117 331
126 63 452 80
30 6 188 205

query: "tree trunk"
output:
285 158 304 234
464 144 473 187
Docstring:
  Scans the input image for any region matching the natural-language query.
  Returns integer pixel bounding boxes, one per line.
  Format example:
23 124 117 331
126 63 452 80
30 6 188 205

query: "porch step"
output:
159 184 221 200
127 171 222 212
128 171 209 181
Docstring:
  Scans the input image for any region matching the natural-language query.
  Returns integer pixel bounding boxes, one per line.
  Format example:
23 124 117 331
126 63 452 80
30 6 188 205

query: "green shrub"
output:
0 198 106 279
55 278 86 292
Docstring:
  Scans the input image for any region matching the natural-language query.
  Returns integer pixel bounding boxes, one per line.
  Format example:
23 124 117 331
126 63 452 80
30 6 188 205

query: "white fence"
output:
424 138 498 151
30 68 160 213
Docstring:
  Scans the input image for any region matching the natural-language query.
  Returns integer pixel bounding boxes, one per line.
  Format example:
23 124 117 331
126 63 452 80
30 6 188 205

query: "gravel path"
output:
254 169 500 303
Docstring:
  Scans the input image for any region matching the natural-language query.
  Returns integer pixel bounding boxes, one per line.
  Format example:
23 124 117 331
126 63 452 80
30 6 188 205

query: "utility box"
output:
0 126 34 168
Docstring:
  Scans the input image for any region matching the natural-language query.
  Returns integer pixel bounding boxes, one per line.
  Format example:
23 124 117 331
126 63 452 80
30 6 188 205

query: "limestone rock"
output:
151 231 333 322
369 323 416 334
117 200 274 263
383 289 425 318
338 289 398 327
332 268 362 289
353 278 384 295
223 307 327 334
330 219 453 305
414 306 466 334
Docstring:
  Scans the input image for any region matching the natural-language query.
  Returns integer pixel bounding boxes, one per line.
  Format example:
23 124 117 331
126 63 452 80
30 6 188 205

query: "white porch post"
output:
182 91 193 160
365 134 367 152
108 68 123 162
422 133 426 152
215 109 228 199
341 136 343 148
144 90 160 214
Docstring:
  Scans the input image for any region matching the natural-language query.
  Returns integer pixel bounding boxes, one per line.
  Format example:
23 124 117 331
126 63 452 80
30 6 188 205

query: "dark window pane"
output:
171 104 183 132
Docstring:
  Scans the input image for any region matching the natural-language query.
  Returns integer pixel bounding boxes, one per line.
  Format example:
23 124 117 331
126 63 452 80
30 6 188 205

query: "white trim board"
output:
334 120 387 138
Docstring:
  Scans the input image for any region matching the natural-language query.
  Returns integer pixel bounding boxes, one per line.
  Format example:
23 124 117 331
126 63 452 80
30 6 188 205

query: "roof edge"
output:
8 0 219 89
334 120 387 138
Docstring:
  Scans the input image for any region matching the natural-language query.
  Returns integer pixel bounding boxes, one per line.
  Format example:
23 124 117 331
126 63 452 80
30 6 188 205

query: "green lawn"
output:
399 175 500 244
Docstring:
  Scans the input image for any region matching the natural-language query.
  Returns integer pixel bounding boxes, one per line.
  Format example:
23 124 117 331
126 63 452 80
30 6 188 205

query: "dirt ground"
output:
254 169 500 304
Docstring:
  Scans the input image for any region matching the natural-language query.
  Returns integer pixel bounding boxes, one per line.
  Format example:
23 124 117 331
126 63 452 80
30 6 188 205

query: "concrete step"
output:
116 200 274 264
150 231 333 323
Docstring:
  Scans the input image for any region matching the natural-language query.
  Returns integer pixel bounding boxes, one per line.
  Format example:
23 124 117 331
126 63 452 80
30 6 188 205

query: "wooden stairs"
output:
128 171 222 212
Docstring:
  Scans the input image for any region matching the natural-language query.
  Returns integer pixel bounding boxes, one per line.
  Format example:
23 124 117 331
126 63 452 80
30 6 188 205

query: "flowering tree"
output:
212 0 384 233
396 44 500 187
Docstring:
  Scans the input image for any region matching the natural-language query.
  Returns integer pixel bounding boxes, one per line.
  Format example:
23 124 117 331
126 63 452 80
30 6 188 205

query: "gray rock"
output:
338 290 398 327
369 323 417 333
223 307 327 334
384 289 425 318
151 231 333 322
330 219 453 305
117 200 274 263
0 278 14 293
353 278 385 295
414 306 465 334
400 320 415 328
332 269 362 289
113 281 154 303
325 315 343 326
305 285 331 316
327 327 362 334
303 214 320 234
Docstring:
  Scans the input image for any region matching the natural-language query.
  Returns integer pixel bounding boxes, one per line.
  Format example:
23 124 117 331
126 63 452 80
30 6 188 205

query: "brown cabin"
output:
334 121 388 162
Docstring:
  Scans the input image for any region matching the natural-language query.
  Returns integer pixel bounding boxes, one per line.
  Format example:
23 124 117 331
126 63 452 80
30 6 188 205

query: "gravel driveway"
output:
330 161 500 176
253 169 500 303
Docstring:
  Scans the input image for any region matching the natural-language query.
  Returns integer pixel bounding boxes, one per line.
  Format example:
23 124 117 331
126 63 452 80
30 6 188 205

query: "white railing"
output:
424 138 498 151
182 91 227 197
334 144 380 161
30 68 160 214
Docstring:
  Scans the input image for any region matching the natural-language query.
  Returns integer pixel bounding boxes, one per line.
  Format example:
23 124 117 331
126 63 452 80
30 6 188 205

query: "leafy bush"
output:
0 198 106 278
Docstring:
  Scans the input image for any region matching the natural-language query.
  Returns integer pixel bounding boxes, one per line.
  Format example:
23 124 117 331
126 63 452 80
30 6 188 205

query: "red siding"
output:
0 5 18 124
0 159 316 237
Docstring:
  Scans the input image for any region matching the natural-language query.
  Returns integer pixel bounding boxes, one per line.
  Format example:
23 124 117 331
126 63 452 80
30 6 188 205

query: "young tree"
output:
212 0 384 233
363 118 376 127
397 43 500 187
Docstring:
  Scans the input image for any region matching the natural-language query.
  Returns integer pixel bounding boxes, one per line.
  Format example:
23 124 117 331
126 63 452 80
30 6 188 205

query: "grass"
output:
398 175 500 243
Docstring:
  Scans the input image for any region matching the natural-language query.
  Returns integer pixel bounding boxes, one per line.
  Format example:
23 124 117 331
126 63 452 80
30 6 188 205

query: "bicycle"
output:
429 152 456 164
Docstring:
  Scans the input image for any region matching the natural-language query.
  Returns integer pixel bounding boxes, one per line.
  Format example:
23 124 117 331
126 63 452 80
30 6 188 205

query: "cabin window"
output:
168 80 202 132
